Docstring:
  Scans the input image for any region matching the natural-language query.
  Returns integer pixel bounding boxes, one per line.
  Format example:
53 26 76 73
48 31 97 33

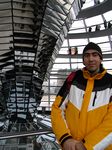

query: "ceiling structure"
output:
0 0 112 149
0 0 75 121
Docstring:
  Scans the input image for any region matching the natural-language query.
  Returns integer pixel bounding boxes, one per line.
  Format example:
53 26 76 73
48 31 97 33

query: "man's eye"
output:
93 53 99 56
84 54 89 57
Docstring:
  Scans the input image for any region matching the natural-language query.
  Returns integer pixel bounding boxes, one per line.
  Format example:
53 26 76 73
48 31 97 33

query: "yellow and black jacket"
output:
51 67 112 150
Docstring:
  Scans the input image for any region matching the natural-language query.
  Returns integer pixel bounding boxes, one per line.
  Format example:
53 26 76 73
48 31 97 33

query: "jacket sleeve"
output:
84 102 112 150
51 77 73 146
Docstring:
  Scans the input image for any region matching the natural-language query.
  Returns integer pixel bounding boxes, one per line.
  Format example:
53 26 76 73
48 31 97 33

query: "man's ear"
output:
100 58 103 63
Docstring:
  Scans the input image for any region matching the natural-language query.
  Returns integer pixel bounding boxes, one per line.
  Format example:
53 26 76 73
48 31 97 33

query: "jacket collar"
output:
82 67 107 80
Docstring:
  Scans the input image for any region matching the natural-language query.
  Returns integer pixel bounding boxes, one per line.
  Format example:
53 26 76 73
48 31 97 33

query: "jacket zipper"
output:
92 91 97 106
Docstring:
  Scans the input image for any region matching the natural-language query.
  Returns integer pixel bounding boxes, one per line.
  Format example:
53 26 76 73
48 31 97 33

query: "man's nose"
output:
89 54 94 61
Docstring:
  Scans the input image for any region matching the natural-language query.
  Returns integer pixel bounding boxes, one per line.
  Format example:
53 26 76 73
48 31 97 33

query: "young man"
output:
51 42 112 150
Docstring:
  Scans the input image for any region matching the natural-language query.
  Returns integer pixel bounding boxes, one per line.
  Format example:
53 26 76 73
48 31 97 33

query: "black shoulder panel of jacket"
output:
57 71 77 107
94 72 112 91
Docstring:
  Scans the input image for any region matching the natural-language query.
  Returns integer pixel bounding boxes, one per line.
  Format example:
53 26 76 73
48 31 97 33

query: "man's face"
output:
83 49 102 74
